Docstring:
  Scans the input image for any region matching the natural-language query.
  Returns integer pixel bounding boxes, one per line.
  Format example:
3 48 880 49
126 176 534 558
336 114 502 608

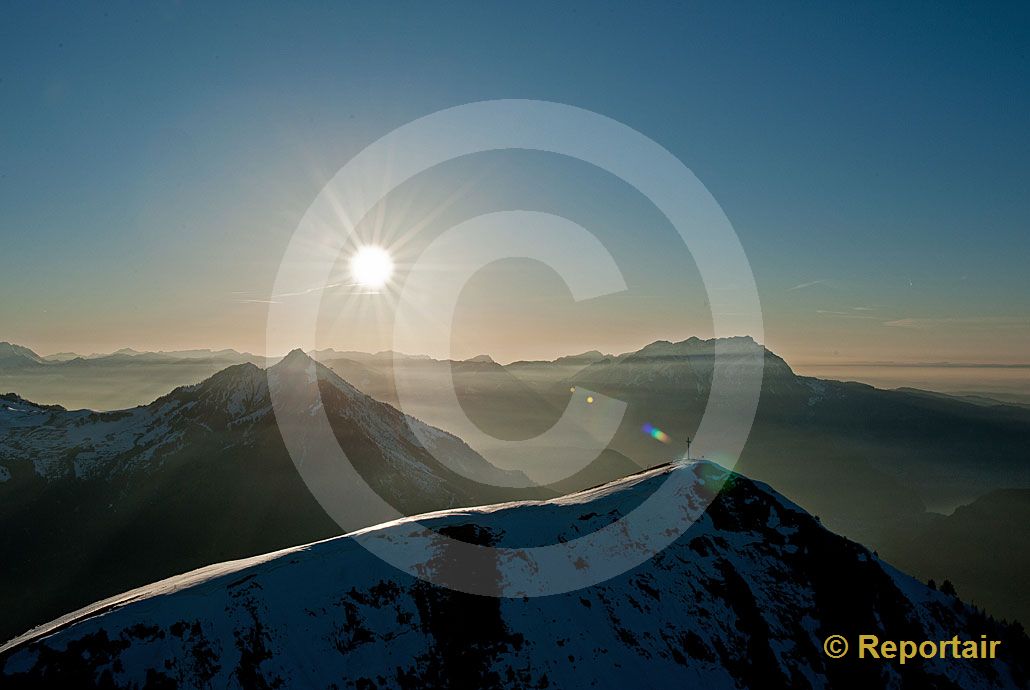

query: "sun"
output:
350 246 394 289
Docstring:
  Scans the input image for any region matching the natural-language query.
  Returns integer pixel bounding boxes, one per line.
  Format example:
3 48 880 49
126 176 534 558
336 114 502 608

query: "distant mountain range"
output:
0 342 260 367
309 335 1030 514
1 461 1025 688
3 336 1028 627
309 336 1030 624
0 342 265 410
0 351 544 643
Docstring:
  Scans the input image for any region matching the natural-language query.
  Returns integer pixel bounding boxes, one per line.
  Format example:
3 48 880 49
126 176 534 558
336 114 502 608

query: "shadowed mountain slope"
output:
1 461 1025 689
0 352 540 643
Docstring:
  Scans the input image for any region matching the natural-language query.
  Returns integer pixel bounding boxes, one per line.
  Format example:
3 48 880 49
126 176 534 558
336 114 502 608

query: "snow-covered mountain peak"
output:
2 351 535 503
0 342 45 368
268 347 366 401
190 362 270 419
2 459 1025 688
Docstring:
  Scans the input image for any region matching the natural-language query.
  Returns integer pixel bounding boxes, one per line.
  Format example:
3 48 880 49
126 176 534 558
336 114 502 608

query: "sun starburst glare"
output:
350 246 394 289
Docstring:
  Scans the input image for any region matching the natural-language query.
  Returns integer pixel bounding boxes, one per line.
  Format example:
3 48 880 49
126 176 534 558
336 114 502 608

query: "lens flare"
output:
641 422 670 443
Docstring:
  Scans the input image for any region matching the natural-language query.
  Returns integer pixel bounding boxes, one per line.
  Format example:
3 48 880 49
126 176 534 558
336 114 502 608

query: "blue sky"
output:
2 2 1028 364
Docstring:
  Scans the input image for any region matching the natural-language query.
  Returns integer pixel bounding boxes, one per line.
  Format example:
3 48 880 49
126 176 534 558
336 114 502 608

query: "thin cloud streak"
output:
884 316 1030 329
787 279 829 292
815 310 877 319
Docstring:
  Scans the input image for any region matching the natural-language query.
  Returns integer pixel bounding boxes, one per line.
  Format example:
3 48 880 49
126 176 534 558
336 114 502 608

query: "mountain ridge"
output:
1 460 1025 688
4 337 1029 623
0 350 543 642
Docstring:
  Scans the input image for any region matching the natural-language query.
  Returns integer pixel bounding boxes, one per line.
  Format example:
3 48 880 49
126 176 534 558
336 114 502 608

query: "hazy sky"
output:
3 3 1029 365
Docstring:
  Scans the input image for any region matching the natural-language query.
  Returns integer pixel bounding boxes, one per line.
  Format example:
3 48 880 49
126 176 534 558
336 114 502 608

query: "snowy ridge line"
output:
0 459 774 652
3 456 1022 689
